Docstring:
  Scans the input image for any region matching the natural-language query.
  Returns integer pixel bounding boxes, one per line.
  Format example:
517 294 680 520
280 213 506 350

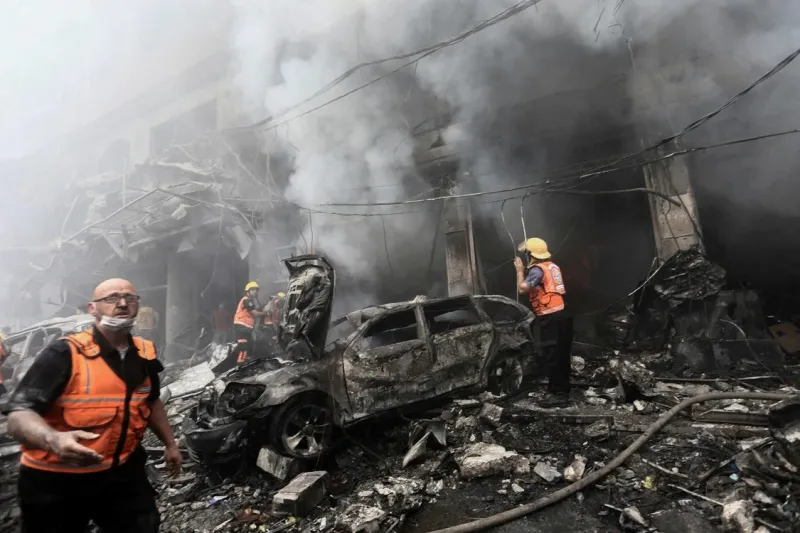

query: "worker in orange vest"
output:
515 237 574 408
3 278 180 533
233 281 267 364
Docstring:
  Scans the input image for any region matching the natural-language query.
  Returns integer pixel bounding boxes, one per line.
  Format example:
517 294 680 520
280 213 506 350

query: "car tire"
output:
270 393 334 459
486 353 524 397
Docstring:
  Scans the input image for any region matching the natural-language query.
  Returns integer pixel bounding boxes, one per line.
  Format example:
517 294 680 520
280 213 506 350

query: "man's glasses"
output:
92 294 141 305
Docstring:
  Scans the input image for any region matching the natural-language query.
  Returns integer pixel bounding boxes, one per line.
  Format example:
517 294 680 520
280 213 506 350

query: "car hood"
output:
278 254 335 359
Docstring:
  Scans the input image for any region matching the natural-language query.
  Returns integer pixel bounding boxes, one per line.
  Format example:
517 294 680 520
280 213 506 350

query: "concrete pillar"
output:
166 252 198 345
642 142 704 263
443 188 482 296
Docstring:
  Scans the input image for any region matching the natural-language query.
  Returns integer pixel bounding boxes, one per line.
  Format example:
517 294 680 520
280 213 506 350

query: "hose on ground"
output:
428 391 794 533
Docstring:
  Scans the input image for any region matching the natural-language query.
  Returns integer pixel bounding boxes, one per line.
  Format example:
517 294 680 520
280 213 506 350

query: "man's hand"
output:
164 443 182 477
45 430 103 465
514 257 525 273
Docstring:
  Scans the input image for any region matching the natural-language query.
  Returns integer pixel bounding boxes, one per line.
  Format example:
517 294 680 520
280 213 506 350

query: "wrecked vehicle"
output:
0 314 94 388
185 258 536 462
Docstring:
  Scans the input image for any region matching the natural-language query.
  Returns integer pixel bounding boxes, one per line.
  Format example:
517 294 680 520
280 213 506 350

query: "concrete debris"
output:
455 415 479 430
511 483 525 494
456 443 530 479
610 358 655 393
586 419 611 439
479 403 504 428
272 471 328 517
165 362 215 398
256 446 300 481
571 355 586 373
425 479 444 496
721 500 755 533
724 403 750 413
619 506 648 529
564 455 587 482
533 462 562 483
337 504 386 533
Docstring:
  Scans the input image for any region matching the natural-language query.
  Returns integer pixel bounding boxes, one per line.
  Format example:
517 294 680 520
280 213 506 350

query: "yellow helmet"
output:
518 237 551 260
277 292 286 298
245 281 260 291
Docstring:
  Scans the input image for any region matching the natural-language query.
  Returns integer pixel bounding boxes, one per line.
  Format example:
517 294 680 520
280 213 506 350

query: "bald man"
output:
4 278 179 533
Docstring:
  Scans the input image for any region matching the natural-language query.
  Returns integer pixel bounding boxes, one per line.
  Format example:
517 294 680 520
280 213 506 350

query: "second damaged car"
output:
185 257 536 462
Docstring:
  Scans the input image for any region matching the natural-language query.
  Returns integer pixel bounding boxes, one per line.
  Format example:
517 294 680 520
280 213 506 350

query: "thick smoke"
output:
230 0 800 308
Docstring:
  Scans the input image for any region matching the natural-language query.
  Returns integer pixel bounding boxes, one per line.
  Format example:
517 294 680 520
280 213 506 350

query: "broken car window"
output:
360 309 418 349
423 298 482 335
477 299 527 324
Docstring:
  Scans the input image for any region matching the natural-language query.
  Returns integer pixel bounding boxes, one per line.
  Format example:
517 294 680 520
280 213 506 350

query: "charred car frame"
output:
184 255 537 462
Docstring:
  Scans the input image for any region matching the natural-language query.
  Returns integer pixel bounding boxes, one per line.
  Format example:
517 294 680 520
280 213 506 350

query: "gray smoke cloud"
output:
229 0 800 307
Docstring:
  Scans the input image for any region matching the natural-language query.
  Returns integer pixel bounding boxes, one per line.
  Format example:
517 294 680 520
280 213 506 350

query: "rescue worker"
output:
233 281 267 364
263 292 286 327
0 339 8 396
514 237 574 408
3 278 180 533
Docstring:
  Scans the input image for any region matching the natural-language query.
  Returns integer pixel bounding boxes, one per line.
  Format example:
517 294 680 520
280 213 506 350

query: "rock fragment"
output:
533 462 561 483
456 443 530 479
586 419 611 440
480 403 504 428
564 455 586 482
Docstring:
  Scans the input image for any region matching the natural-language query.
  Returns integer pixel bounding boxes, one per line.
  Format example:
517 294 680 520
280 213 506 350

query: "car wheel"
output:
487 353 524 397
271 394 334 459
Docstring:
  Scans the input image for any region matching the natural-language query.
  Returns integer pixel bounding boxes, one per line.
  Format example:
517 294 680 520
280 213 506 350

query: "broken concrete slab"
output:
166 362 215 398
479 403 504 428
534 462 562 483
273 471 329 517
337 504 386 533
256 447 300 481
456 443 530 480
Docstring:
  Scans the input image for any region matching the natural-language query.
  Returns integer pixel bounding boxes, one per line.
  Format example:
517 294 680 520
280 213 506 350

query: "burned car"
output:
0 314 95 389
185 256 536 462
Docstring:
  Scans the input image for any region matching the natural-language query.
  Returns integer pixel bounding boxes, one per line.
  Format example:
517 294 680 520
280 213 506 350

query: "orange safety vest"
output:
233 296 255 329
529 261 567 316
20 331 157 474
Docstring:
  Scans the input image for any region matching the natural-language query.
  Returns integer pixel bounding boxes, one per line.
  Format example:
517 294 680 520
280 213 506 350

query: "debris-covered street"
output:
3 1 800 532
4 248 800 533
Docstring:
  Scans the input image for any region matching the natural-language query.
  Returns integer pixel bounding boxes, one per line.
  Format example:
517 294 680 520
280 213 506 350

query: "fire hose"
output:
428 392 794 533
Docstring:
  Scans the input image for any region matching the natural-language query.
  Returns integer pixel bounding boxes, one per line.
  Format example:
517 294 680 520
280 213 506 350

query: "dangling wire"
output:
500 198 520 302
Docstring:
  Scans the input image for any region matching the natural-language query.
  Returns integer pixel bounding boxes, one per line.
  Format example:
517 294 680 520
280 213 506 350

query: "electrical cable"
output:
311 127 800 208
428 391 793 533
380 215 395 276
223 0 545 133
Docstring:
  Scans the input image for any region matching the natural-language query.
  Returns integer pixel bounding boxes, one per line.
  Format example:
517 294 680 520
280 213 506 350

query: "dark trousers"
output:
537 311 574 394
234 324 253 364
19 449 159 533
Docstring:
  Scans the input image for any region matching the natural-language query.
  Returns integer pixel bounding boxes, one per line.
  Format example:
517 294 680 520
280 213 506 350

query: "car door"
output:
422 297 494 395
341 306 436 420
